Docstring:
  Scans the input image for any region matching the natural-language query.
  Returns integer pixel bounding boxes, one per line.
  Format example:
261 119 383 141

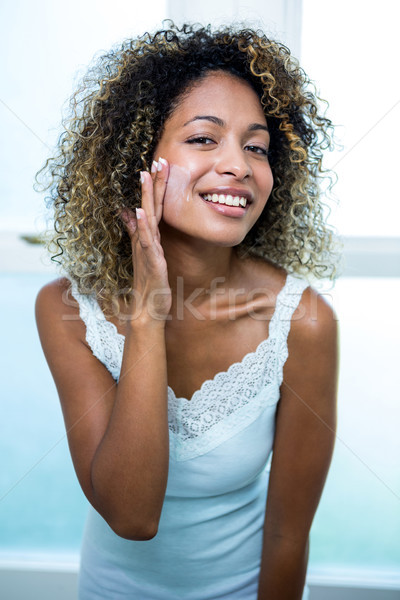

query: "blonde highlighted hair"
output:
37 21 341 308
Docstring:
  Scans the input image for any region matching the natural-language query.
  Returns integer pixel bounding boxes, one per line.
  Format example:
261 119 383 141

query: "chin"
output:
216 233 248 246
195 229 249 248
160 213 252 248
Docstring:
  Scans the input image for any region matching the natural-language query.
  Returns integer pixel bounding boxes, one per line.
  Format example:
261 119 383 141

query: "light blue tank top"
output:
70 273 310 599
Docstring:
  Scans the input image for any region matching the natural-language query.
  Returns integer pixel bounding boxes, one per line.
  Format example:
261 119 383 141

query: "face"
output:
153 71 273 247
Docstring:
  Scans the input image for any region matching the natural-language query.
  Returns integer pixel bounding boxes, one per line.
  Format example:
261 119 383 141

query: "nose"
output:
215 143 252 180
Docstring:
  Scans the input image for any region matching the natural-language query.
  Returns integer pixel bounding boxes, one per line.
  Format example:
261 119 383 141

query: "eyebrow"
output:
183 115 269 133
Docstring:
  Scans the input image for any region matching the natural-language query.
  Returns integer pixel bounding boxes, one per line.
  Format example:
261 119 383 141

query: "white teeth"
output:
202 194 248 207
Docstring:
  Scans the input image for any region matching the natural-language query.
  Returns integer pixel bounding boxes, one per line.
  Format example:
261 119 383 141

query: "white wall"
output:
0 0 167 233
167 0 303 57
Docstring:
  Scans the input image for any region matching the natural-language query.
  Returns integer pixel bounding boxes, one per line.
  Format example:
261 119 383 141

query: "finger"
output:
140 171 158 238
152 157 169 225
119 208 137 238
150 159 158 179
135 208 160 258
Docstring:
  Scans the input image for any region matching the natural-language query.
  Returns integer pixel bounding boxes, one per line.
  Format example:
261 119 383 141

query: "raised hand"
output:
121 158 172 323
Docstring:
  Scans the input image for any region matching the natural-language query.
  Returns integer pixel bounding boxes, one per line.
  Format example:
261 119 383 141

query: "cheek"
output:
162 164 193 220
264 165 274 195
251 168 274 223
260 167 274 208
165 164 192 201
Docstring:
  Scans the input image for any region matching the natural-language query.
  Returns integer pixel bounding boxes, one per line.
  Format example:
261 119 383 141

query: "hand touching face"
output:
120 159 172 322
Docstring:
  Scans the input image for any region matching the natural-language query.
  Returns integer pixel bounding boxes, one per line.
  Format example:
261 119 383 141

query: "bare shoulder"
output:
35 276 86 347
290 284 339 349
36 276 74 315
240 256 338 335
281 283 339 420
35 275 115 418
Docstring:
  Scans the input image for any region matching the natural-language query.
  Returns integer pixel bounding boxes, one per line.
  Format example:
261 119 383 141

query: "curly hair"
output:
37 21 342 309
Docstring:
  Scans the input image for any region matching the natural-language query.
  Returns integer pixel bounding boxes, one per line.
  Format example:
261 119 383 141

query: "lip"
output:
199 187 253 203
199 194 250 218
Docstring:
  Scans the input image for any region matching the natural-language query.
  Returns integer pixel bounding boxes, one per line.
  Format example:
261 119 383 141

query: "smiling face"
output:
154 71 273 247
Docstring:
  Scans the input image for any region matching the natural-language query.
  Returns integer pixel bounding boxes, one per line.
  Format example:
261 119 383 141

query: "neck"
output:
159 226 240 320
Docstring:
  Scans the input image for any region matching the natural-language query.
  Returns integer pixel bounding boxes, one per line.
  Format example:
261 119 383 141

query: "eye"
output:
245 145 269 156
186 136 216 145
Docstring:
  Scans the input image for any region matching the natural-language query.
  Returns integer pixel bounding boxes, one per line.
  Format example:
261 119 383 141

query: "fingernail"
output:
135 208 141 219
140 171 145 183
151 160 158 174
157 157 167 171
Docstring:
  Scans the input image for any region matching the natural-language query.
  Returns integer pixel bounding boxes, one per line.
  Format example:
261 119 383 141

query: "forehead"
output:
168 71 267 125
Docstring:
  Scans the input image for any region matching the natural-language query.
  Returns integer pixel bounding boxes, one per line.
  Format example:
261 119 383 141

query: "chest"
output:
164 314 273 401
167 402 276 488
105 287 280 401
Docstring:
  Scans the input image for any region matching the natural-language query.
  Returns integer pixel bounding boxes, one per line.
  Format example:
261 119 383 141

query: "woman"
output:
36 22 340 599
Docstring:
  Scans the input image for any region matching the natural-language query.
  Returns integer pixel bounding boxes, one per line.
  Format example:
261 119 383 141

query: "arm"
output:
36 164 172 541
257 288 339 599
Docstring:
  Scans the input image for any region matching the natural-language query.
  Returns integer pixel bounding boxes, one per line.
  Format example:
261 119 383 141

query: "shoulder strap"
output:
68 278 123 381
270 274 310 386
68 278 107 332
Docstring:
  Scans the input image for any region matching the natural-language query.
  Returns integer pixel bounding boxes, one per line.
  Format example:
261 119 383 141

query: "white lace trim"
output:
69 274 309 461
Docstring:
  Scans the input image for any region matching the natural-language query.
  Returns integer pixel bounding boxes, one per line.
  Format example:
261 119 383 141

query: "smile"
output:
201 193 248 207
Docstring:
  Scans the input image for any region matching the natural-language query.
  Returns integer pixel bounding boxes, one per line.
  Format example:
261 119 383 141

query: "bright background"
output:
0 0 167 232
0 0 399 588
301 0 400 237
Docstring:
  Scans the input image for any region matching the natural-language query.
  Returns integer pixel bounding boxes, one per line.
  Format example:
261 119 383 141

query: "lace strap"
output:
68 278 104 325
68 279 117 376
270 275 310 386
